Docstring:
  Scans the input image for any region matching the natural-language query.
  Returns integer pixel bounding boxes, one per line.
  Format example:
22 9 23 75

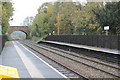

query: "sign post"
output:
104 26 109 35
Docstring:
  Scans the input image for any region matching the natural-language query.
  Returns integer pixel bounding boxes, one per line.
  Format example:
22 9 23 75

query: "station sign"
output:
104 26 109 30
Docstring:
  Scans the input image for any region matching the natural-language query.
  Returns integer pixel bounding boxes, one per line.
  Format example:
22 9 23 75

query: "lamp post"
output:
57 2 62 35
58 12 60 35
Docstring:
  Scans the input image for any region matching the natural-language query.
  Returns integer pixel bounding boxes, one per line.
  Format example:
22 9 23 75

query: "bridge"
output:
10 26 28 38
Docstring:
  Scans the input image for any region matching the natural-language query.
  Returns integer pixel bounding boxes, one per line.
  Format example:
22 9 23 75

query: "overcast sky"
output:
10 0 54 26
10 0 87 26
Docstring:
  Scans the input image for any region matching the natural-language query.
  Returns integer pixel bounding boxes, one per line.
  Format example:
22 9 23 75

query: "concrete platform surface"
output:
0 41 66 78
43 40 120 55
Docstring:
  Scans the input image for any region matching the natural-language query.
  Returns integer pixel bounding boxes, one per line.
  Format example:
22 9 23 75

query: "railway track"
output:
20 40 120 78
20 41 86 79
39 43 119 68
40 41 119 65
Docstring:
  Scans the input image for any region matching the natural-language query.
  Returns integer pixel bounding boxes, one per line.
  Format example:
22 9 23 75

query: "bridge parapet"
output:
10 26 28 39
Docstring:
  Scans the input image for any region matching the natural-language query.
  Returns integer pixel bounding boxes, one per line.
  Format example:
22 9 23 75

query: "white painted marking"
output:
13 41 44 78
16 41 68 78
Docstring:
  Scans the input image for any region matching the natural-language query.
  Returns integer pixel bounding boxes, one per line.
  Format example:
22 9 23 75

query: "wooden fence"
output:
0 35 7 54
45 35 120 50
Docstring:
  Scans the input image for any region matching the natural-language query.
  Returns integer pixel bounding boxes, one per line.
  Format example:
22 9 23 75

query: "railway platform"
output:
0 41 66 78
42 40 120 55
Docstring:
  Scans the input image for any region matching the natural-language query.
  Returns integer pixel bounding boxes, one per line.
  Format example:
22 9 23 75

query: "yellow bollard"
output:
0 65 20 80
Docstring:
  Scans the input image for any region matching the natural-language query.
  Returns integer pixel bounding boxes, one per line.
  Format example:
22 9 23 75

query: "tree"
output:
93 2 120 35
0 2 2 25
59 2 76 35
22 16 34 38
53 2 102 35
1 2 13 34
22 16 34 26
30 1 120 41
30 2 56 40
72 2 103 35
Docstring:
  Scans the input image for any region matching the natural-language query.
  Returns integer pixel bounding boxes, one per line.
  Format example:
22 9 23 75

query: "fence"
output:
45 35 120 50
0 35 7 54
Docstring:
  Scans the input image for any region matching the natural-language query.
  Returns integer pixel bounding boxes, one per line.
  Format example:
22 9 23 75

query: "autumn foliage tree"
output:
93 2 120 35
0 2 13 34
29 1 120 40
